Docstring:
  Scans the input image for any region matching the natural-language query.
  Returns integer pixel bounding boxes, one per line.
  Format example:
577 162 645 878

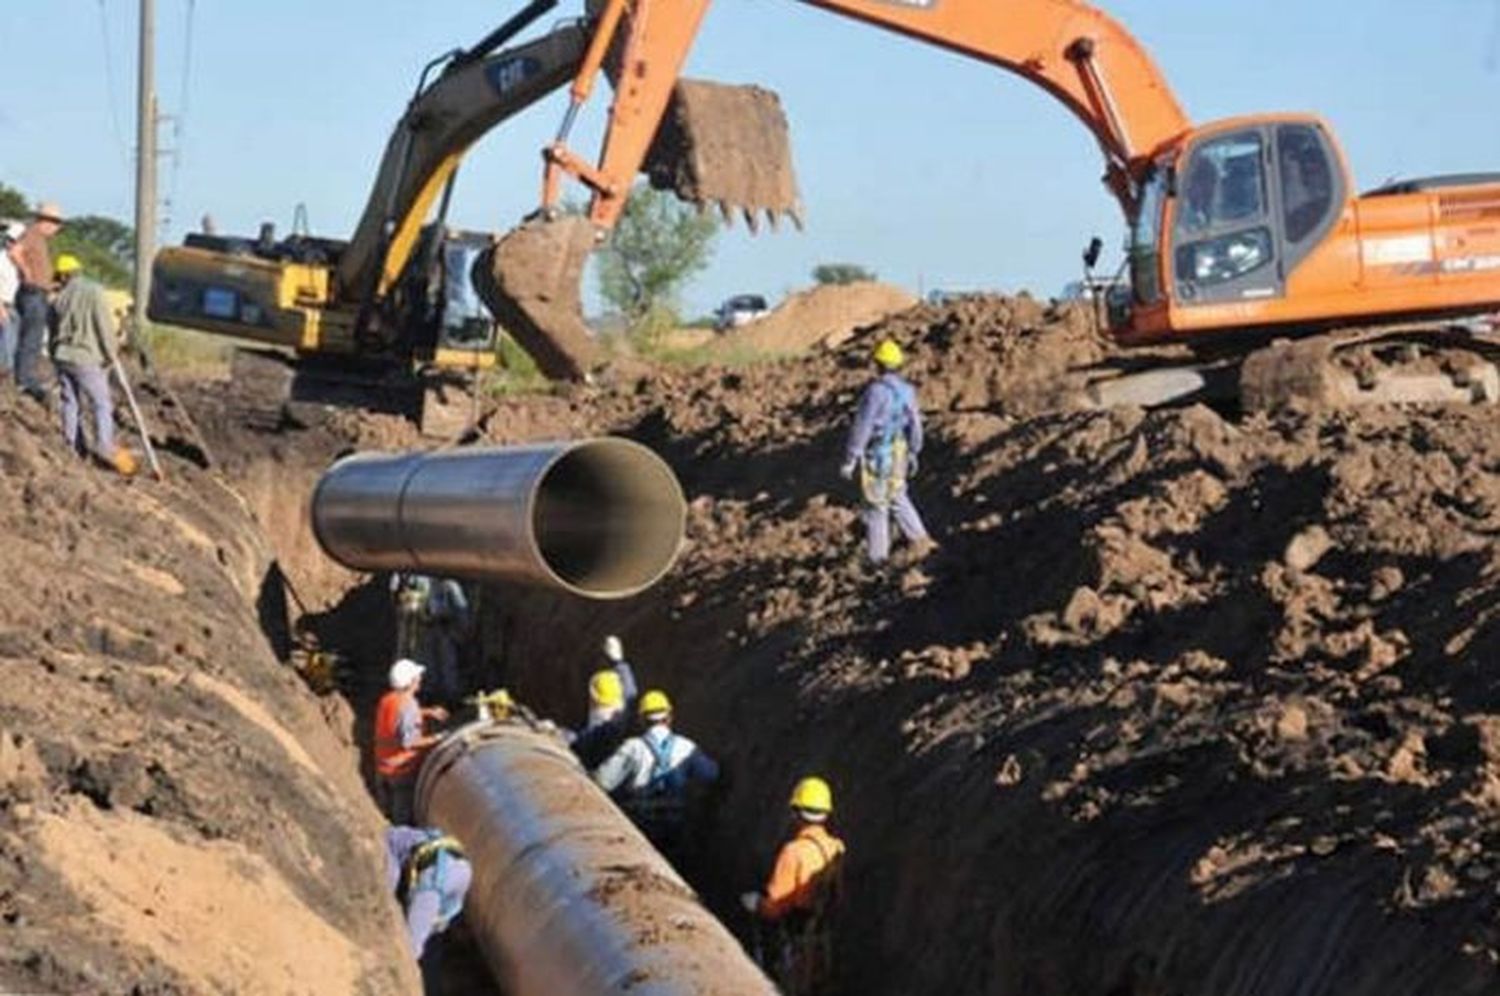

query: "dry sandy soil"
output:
702 281 918 357
0 389 417 994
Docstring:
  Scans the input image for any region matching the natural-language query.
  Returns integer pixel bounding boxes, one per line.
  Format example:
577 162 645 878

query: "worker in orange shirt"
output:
741 776 845 995
373 658 448 823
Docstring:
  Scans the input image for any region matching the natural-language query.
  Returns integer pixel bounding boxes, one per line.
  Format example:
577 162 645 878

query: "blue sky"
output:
3 1 1499 316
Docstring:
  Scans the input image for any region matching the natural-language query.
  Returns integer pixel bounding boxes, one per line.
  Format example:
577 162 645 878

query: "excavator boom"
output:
484 0 1500 404
483 0 1192 371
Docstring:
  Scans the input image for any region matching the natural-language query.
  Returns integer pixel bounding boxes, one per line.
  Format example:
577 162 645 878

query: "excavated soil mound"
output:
454 294 1500 995
706 281 917 357
0 391 415 994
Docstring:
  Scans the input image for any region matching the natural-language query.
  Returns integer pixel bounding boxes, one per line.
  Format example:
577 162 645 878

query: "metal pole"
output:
132 0 156 346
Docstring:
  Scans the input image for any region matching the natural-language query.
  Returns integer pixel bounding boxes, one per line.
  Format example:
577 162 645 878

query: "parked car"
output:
713 294 770 331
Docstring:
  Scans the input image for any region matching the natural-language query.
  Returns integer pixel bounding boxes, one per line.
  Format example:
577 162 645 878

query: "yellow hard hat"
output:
873 339 904 369
789 776 833 814
638 689 672 719
55 254 82 276
589 669 625 709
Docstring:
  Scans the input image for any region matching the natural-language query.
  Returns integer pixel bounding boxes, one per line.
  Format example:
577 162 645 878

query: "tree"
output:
597 185 718 326
0 182 134 288
813 263 877 286
54 215 134 288
0 183 27 219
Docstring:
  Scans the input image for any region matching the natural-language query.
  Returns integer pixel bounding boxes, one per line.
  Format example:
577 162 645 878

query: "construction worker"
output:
841 339 932 565
570 669 630 769
593 689 719 861
601 634 640 712
48 254 137 476
385 825 472 981
390 573 470 704
12 201 63 403
372 658 449 824
741 777 846 995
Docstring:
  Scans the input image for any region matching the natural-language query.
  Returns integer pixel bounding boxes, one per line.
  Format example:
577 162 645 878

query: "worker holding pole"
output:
48 255 138 477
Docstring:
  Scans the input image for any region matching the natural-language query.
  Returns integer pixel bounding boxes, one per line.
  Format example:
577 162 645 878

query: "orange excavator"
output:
487 0 1500 407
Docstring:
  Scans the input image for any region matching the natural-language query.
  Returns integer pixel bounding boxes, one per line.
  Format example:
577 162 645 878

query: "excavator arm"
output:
337 17 588 311
547 0 1189 225
480 0 1191 374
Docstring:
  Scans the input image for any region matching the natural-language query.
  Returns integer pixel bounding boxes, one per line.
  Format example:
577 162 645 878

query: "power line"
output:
96 0 133 184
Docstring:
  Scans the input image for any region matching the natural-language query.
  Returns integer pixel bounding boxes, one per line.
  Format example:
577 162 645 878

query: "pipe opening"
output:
532 439 685 598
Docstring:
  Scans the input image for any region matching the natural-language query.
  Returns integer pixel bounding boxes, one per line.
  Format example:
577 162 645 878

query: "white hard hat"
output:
603 635 624 662
389 658 425 690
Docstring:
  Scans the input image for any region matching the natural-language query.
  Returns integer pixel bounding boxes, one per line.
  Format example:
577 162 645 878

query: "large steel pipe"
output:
416 719 776 996
311 439 685 599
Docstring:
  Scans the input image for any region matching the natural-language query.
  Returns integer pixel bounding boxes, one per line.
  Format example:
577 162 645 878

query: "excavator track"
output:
1239 326 1500 409
1079 321 1500 412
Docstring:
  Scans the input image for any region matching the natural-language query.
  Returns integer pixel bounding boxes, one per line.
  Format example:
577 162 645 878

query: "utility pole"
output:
132 0 156 343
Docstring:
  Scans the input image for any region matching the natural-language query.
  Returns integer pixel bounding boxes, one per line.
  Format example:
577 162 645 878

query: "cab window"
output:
1129 166 1169 305
1172 130 1276 298
1277 124 1337 245
1175 131 1266 235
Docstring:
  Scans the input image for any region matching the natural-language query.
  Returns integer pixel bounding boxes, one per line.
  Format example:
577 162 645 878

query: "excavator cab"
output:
397 227 500 370
1119 116 1348 343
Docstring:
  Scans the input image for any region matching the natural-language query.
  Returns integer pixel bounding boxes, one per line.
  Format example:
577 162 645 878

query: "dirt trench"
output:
383 294 1500 996
171 292 1500 995
0 390 418 994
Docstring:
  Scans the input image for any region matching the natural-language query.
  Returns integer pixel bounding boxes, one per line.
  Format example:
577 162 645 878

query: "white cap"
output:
389 658 425 690
1 221 22 242
603 635 624 662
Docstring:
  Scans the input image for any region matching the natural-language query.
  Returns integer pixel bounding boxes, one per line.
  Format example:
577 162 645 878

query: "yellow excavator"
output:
147 4 593 426
149 0 794 426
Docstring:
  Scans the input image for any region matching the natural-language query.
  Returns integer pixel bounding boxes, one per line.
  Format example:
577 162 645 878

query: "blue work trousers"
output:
0 310 16 375
407 860 472 959
14 287 50 396
864 491 928 563
56 361 115 459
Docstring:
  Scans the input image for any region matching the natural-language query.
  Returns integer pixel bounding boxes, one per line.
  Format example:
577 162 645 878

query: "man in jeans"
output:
49 254 136 476
13 201 64 403
0 222 22 381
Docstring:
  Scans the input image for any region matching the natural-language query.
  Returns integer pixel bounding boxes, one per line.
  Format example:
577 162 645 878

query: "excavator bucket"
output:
474 216 600 382
644 79 803 231
481 80 800 382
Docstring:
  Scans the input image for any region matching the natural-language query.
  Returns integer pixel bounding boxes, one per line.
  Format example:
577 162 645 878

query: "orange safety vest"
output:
760 823 845 921
374 689 423 778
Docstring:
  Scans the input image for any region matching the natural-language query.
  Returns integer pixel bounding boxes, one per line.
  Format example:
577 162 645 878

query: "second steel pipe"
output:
310 439 685 599
416 718 777 996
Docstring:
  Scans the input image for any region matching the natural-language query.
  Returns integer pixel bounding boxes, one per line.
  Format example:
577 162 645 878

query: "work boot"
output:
111 447 139 478
891 537 939 568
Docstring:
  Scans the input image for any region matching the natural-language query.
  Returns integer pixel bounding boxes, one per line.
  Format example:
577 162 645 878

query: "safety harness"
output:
859 376 917 508
626 732 689 825
400 833 468 926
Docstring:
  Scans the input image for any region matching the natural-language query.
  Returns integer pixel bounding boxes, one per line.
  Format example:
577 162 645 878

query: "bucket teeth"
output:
643 78 800 233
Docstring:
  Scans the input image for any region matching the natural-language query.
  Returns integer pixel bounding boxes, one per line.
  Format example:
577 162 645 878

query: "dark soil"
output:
447 294 1500 995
